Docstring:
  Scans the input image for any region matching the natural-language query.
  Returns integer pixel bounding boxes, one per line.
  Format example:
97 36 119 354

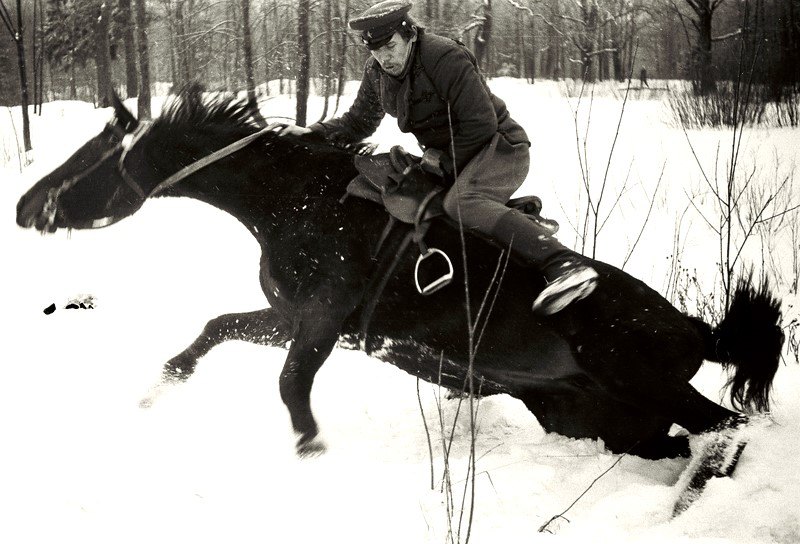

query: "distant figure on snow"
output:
640 67 649 88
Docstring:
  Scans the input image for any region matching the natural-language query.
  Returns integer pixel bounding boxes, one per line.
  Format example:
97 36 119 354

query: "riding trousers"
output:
441 132 574 271
441 132 530 232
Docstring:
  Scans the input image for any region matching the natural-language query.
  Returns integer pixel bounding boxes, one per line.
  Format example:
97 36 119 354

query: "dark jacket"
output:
309 31 529 172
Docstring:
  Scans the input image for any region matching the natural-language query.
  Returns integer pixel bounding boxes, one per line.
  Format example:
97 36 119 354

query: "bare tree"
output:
119 0 139 97
135 0 152 117
673 0 742 94
296 0 310 125
93 0 113 107
318 0 334 120
471 0 493 73
538 0 626 81
241 0 257 100
0 0 32 150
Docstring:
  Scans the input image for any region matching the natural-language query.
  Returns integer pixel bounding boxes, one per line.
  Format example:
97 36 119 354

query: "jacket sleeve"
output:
430 46 497 172
309 59 385 143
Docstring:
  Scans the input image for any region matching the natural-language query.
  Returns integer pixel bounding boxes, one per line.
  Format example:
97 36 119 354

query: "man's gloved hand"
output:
420 149 455 183
420 149 444 176
275 124 312 137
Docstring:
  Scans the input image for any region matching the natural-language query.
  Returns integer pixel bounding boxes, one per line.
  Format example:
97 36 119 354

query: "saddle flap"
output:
346 175 383 206
352 148 445 225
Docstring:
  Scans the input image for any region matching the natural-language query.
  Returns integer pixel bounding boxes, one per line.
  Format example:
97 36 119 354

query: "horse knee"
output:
163 351 199 380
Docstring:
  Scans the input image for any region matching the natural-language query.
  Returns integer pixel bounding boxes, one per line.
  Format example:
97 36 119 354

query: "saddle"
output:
345 146 559 295
345 145 560 350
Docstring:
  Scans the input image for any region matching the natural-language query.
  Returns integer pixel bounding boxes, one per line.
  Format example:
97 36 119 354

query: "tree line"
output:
2 0 799 150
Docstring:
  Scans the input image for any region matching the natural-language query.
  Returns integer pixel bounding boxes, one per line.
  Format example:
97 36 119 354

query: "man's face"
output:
370 32 415 77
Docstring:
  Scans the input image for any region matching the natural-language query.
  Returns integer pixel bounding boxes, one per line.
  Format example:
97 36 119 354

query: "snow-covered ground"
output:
1 80 799 543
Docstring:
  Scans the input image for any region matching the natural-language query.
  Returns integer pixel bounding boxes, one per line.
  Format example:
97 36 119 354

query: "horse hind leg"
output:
591 375 753 513
140 308 291 407
520 389 689 460
673 413 752 517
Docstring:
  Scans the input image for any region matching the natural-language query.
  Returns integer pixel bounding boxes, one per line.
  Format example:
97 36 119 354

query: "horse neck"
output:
158 137 357 237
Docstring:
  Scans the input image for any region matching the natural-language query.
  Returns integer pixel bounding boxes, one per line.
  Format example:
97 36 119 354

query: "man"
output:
281 0 598 315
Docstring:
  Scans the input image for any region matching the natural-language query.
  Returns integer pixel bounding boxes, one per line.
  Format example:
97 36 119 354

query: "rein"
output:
118 122 284 198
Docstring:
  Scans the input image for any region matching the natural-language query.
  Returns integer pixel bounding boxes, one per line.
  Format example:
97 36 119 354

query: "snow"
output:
2 79 799 543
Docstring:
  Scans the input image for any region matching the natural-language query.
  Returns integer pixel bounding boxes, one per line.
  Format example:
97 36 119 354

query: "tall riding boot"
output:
491 209 599 315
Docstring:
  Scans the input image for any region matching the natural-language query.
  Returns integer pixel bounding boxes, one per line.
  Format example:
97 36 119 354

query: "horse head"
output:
17 85 359 235
16 91 143 233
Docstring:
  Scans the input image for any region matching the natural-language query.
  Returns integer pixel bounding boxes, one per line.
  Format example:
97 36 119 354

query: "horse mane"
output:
152 83 376 157
153 84 264 138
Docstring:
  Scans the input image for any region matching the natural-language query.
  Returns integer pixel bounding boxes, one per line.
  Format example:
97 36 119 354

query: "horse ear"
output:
110 88 139 132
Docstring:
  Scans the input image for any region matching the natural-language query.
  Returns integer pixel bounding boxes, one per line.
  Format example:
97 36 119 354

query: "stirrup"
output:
414 247 453 295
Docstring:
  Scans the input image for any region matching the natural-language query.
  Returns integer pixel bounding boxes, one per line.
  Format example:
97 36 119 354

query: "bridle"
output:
39 116 284 230
117 122 284 199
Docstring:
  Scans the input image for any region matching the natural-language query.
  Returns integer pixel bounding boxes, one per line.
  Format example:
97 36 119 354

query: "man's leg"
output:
442 134 597 315
490 209 598 314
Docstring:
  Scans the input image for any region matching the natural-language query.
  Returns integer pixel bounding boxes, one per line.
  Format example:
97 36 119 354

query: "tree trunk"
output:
277 0 285 94
32 0 38 113
319 0 333 121
472 0 493 74
134 0 151 118
262 1 270 95
36 0 45 111
528 12 535 83
696 7 714 94
334 0 348 113
119 0 138 97
544 0 559 79
515 11 524 78
685 0 717 94
13 0 32 150
241 0 257 100
69 53 77 99
296 0 310 126
94 0 113 108
175 0 190 87
165 0 177 89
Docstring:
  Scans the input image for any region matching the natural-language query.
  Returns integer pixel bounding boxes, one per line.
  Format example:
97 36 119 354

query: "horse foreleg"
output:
140 308 291 407
279 316 340 457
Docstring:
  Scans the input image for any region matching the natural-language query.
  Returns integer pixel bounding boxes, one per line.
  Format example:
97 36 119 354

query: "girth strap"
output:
358 225 416 351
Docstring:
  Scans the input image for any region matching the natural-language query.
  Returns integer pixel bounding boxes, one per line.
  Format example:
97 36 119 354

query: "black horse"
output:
17 90 784 468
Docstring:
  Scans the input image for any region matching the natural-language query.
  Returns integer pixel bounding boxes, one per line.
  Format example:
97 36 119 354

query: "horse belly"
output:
347 330 583 395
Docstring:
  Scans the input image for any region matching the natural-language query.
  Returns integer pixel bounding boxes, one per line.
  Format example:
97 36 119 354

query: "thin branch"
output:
538 451 633 534
623 160 667 269
684 187 721 234
712 27 743 42
416 378 435 491
0 0 16 36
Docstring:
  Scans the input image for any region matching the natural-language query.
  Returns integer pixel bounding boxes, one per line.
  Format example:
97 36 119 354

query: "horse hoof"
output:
672 415 753 516
139 380 177 409
296 436 326 458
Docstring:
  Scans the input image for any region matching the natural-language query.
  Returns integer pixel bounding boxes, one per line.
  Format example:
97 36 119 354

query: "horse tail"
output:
697 275 784 413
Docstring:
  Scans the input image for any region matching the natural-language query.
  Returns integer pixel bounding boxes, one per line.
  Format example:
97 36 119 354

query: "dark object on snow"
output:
65 295 95 309
43 303 56 315
16 86 784 487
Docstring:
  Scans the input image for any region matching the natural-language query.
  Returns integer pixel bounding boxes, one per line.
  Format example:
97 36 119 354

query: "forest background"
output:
2 0 800 154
